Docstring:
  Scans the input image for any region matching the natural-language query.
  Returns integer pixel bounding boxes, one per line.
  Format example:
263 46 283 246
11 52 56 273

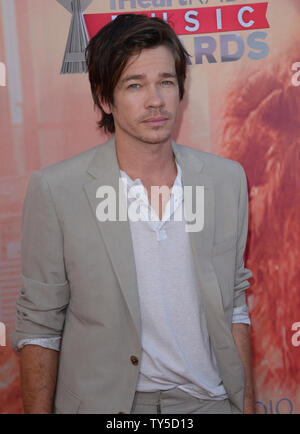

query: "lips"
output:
142 117 168 126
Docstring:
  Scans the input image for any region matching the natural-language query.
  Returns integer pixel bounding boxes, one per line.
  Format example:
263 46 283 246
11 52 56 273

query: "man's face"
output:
103 45 181 146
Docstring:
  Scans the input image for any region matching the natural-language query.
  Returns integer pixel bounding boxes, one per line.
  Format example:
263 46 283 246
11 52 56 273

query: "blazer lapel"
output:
172 141 233 350
83 137 141 340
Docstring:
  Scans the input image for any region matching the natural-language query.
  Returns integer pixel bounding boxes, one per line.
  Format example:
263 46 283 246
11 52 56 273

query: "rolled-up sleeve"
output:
233 164 252 308
10 171 70 351
17 336 62 352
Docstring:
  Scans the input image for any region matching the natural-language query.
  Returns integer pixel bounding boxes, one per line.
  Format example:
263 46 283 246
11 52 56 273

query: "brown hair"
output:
85 14 189 134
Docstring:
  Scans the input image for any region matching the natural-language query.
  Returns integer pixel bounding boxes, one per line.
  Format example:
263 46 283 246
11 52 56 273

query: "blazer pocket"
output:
212 234 237 256
54 382 81 414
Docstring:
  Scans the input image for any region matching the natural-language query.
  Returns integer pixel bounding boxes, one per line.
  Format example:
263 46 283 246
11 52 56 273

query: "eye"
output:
128 83 141 89
161 80 174 86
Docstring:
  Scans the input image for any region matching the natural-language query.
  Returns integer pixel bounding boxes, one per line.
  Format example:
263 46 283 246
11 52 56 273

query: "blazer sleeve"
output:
10 171 70 351
233 164 252 308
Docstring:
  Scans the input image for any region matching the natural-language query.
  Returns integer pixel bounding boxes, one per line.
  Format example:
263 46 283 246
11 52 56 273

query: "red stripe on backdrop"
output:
84 2 269 39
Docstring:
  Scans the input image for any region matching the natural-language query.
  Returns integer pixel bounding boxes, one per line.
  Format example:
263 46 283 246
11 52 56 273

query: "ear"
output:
96 90 112 115
100 99 112 115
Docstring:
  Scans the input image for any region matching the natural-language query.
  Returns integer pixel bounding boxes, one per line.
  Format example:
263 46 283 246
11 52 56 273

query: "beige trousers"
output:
131 387 239 414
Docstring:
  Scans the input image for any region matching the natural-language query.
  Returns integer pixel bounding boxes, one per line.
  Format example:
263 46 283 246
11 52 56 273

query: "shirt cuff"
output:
232 304 251 325
17 337 61 351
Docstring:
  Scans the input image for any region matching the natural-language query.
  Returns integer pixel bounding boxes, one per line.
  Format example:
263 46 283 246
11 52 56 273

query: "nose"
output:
145 85 165 109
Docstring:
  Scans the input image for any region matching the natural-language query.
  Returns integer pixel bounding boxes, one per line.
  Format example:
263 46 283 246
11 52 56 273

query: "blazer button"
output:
130 355 139 366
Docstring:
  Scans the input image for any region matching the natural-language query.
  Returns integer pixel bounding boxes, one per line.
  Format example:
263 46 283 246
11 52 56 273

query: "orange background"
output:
0 0 299 414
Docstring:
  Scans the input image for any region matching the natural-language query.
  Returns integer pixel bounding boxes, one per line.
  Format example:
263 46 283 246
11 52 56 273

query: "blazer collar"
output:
86 135 206 180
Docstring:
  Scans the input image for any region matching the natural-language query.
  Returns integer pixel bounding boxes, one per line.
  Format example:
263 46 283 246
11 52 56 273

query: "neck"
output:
115 134 177 186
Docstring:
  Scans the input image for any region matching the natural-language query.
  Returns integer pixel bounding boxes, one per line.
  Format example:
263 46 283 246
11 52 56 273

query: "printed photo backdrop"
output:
0 0 299 414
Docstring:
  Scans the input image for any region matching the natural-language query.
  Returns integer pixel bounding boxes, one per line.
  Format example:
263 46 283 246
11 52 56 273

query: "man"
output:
11 14 254 414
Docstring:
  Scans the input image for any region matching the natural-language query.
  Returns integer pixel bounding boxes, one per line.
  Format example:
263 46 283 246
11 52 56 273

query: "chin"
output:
116 123 173 145
140 129 173 145
142 136 171 145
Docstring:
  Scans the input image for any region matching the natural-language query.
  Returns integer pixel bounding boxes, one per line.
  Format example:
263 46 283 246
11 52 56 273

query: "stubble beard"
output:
137 127 173 146
115 118 174 147
136 114 176 146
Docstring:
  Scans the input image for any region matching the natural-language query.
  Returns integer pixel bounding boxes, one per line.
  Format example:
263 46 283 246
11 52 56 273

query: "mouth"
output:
142 117 169 127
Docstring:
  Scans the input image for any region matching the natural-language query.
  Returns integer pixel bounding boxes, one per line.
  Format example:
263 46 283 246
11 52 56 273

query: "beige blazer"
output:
11 136 252 414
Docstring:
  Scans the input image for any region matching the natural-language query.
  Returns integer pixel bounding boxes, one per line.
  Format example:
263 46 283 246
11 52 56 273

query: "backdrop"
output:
0 0 299 414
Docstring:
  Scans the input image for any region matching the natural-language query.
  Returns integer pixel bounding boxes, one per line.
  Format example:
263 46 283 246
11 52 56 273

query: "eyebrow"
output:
121 72 177 84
